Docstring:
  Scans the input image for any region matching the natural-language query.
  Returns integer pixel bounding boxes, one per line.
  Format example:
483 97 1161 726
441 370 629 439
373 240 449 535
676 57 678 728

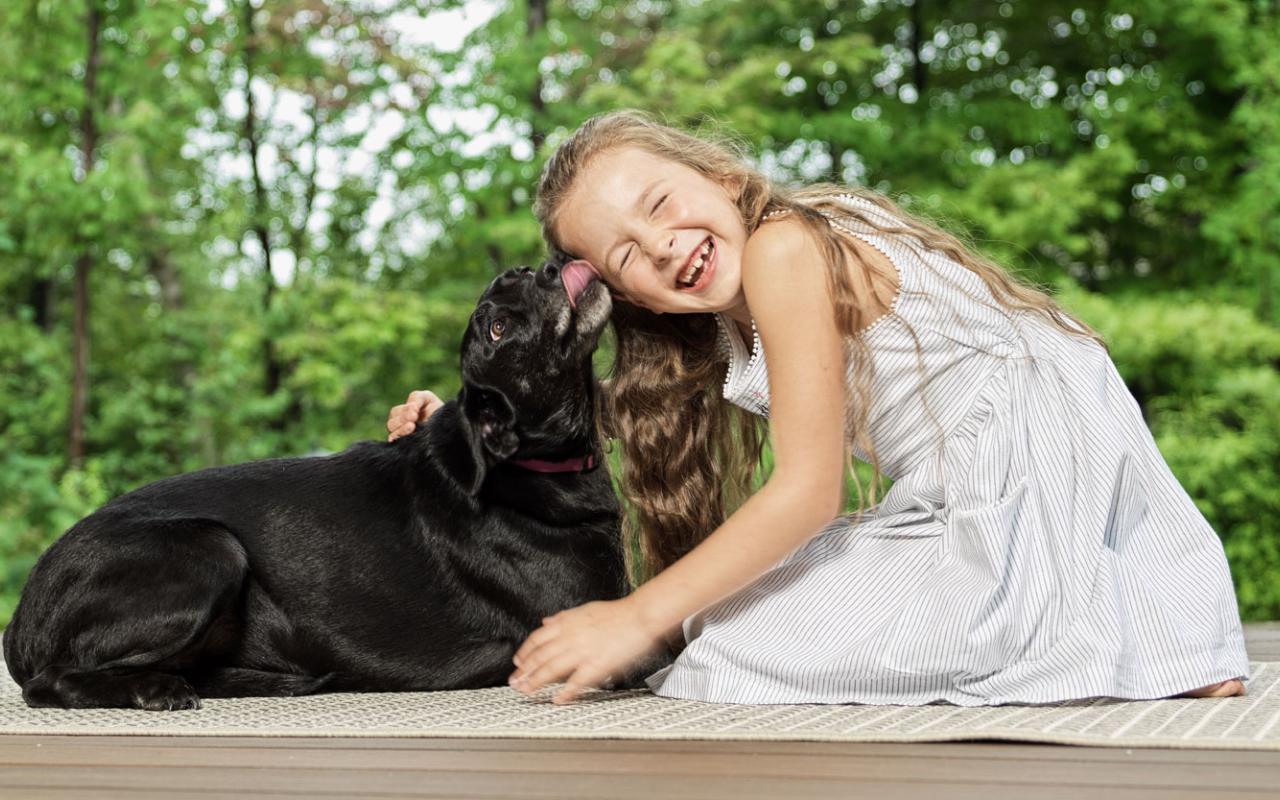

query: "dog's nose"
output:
534 263 561 289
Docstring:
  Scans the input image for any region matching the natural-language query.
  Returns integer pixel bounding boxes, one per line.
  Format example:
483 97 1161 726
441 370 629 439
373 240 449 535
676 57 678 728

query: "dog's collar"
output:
508 454 597 473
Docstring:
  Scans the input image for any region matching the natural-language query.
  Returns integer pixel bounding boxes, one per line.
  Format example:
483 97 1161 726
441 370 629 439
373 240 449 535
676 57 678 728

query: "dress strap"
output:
819 208 910 337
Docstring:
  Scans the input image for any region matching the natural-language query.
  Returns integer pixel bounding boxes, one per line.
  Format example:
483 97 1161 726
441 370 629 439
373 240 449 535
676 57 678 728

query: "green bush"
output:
0 453 109 623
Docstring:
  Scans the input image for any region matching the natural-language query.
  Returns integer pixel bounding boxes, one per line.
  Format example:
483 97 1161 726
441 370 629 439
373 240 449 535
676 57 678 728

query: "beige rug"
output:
0 661 1276 750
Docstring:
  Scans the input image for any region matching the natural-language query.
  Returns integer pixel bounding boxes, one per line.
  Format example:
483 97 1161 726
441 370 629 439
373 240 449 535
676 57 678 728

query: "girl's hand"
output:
386 390 444 442
509 598 667 704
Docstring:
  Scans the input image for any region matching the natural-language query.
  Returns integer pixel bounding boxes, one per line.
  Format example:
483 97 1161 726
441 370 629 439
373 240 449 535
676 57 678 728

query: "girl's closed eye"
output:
616 195 667 273
617 195 669 273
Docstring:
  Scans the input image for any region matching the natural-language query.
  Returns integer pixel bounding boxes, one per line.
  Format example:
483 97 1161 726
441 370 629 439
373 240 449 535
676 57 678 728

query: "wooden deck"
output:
1 624 1278 799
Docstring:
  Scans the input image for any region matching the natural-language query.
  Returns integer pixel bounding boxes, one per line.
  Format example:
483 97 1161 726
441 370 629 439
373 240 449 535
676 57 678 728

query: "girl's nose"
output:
644 233 677 266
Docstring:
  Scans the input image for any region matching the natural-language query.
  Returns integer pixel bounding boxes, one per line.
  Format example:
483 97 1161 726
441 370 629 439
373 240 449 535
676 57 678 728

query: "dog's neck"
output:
508 453 596 473
414 399 600 497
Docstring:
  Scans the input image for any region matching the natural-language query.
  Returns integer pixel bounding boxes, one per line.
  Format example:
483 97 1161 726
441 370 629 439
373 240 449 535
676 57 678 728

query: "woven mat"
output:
1 661 1277 750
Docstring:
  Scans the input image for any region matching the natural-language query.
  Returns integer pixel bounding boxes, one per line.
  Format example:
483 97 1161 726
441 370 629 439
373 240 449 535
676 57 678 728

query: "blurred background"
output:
1 0 1277 624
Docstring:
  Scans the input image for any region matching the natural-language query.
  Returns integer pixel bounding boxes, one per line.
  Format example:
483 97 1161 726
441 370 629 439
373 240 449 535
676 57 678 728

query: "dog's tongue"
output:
561 260 600 309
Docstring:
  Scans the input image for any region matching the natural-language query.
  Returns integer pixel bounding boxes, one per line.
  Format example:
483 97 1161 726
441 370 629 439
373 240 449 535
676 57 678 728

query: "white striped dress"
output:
643 194 1251 706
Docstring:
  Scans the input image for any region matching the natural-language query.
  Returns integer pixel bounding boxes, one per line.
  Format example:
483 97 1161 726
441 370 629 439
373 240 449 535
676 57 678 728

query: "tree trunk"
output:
527 0 547 153
475 202 503 271
287 96 322 291
147 251 183 312
241 0 292 432
818 10 845 183
69 1 102 469
28 278 54 332
910 0 927 96
829 142 846 183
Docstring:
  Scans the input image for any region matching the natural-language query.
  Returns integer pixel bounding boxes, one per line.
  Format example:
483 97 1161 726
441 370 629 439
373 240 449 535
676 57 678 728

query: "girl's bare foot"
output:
1173 678 1246 698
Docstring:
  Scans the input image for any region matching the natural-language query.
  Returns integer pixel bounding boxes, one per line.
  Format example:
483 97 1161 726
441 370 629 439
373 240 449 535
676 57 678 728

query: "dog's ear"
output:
458 385 519 495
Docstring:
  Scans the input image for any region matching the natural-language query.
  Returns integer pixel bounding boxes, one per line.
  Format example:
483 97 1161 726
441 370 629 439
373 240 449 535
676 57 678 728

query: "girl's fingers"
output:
509 638 566 684
553 669 600 705
420 399 443 421
514 649 579 695
553 683 586 705
388 388 443 442
397 393 426 421
553 662 616 704
513 622 561 667
387 389 443 442
386 404 407 434
415 392 443 421
511 630 572 686
407 390 437 409
389 418 419 441
509 646 551 685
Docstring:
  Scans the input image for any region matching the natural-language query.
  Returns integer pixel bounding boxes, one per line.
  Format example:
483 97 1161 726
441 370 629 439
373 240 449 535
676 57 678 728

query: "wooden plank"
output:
0 739 1276 791
0 739 1277 785
7 785 1277 800
1 734 1278 765
1 764 1278 800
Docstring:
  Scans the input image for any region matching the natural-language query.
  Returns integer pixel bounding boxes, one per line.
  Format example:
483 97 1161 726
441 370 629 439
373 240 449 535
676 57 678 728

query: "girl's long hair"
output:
534 110 1102 586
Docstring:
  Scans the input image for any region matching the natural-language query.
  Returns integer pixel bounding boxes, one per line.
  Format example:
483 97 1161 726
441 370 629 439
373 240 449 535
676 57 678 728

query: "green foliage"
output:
0 0 1277 625
0 453 109 623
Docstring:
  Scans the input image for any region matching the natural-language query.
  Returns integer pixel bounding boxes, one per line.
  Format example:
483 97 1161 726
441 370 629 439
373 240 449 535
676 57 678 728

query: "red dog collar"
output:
508 454 597 473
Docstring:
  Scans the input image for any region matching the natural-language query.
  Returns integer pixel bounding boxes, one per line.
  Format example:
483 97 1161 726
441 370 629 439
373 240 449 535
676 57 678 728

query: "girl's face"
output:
553 147 749 316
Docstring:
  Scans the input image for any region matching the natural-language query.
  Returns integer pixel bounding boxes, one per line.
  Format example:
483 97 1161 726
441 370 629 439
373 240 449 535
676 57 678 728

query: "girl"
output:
387 110 1249 706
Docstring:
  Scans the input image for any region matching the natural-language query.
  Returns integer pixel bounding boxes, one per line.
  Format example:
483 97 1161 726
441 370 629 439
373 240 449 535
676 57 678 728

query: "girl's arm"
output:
625 215 853 639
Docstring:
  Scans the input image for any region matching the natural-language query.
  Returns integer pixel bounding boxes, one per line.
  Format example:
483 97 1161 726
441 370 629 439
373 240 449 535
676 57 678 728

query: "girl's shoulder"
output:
742 211 825 280
745 203 903 334
747 204 896 282
746 204 890 263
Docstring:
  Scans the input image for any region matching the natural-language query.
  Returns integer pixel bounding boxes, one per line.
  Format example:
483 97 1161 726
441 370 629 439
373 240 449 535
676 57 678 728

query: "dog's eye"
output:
489 318 507 341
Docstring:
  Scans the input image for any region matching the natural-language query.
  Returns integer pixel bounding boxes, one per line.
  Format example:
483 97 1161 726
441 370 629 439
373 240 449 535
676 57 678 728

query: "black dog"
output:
4 263 658 710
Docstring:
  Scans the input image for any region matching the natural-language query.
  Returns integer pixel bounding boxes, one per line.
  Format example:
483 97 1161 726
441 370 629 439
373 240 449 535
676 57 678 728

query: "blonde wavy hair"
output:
534 109 1102 586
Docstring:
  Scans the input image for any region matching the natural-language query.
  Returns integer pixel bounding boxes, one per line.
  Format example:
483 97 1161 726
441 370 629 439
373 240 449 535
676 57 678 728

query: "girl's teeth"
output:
678 239 713 287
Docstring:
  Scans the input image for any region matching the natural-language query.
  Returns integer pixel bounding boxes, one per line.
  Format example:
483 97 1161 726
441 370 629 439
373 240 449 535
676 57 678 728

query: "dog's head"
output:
454 261 610 494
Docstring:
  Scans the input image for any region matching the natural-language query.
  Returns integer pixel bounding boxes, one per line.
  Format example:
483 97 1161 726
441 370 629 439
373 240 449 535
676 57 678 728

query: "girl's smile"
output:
675 236 717 292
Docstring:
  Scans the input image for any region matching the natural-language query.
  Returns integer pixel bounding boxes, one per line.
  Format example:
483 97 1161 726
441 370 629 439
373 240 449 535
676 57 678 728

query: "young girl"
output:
387 110 1249 707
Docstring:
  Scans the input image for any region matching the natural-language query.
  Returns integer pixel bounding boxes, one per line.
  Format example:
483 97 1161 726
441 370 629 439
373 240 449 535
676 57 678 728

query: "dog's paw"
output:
131 673 203 711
